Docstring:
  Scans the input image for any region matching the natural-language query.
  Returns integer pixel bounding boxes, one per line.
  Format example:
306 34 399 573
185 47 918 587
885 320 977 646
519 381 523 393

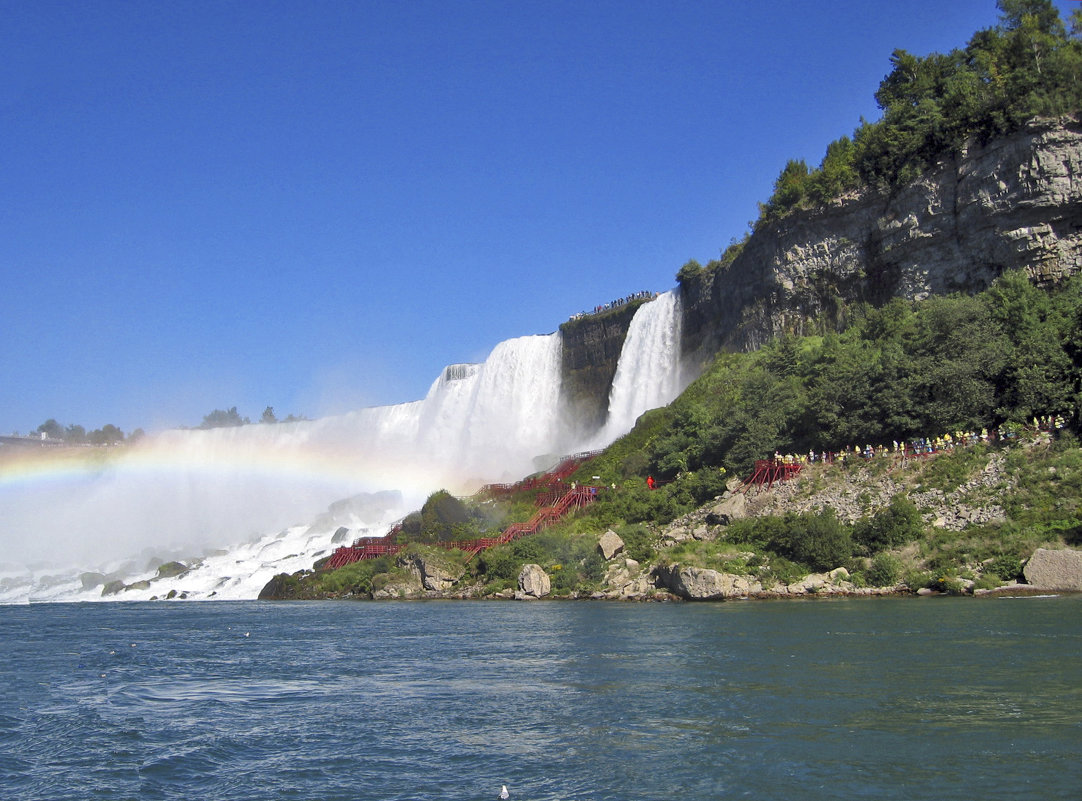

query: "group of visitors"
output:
569 290 657 321
1033 414 1068 431
770 413 1072 468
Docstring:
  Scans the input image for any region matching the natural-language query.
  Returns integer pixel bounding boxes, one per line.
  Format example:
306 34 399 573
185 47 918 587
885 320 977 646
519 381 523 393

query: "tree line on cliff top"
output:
758 0 1082 225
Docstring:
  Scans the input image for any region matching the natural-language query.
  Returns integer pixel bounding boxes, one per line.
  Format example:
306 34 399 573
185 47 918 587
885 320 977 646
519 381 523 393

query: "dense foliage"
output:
758 0 1082 223
397 490 497 543
199 407 250 428
593 271 1082 488
29 418 137 445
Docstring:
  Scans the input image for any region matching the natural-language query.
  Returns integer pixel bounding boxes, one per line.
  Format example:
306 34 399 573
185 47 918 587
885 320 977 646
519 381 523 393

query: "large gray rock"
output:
601 558 649 599
80 572 108 590
707 492 747 525
155 561 188 579
399 551 464 592
1023 548 1082 590
371 572 424 599
653 564 757 600
517 564 551 599
598 530 625 560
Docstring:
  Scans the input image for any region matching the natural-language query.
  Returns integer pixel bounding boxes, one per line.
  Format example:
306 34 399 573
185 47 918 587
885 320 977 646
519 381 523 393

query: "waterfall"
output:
0 294 691 603
0 333 571 601
412 334 566 481
593 289 685 444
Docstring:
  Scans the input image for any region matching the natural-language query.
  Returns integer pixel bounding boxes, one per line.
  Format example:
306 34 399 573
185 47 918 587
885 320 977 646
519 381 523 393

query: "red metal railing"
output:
323 452 603 571
741 459 803 491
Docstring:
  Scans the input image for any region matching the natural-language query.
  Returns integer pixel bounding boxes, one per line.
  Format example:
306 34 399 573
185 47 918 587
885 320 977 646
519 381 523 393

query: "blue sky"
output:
3 0 1074 435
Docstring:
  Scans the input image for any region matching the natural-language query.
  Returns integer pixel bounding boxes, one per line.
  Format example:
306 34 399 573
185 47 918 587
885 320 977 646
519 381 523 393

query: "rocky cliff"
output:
681 115 1082 367
558 301 644 436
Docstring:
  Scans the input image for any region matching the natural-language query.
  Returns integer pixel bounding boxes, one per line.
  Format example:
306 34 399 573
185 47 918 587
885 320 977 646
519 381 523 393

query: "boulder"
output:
787 574 827 595
601 558 653 599
371 572 423 599
155 561 188 579
80 572 108 590
707 492 747 525
331 526 353 544
101 580 126 597
829 567 850 583
399 551 464 592
659 525 693 545
1023 548 1082 590
516 564 550 599
598 530 625 560
653 564 754 600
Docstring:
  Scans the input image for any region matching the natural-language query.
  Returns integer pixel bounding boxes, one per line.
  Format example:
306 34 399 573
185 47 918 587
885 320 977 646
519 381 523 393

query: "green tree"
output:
261 406 278 424
853 496 923 553
35 419 65 440
200 407 249 429
808 136 859 204
985 270 1075 421
419 490 473 543
676 259 704 285
761 159 811 222
88 424 125 445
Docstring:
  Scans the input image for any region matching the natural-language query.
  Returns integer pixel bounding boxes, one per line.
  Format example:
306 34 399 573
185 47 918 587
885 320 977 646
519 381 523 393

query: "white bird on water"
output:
499 785 509 800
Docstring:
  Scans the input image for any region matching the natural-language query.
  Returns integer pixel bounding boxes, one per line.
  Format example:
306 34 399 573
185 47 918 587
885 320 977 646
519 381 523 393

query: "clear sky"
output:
3 0 1074 435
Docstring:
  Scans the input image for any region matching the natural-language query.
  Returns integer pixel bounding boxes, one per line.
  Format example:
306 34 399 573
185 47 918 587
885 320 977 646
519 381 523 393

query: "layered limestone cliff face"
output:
681 115 1082 366
558 301 643 436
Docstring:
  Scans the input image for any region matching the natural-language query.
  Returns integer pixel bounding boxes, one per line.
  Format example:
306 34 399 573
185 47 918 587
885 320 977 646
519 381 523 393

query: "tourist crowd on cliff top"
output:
568 290 657 321
769 415 1069 468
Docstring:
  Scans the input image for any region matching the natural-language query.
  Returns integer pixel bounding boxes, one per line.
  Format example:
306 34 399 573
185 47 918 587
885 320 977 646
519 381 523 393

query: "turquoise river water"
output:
1 597 1080 800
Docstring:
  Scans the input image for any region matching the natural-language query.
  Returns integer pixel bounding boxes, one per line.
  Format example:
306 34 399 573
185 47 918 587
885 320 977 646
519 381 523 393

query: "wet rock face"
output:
155 561 188 579
559 303 641 436
1023 548 1082 590
681 116 1082 365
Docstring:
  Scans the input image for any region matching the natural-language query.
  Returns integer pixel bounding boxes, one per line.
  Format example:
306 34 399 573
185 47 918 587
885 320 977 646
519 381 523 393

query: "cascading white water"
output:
412 334 565 481
0 298 687 603
594 289 685 444
0 332 575 602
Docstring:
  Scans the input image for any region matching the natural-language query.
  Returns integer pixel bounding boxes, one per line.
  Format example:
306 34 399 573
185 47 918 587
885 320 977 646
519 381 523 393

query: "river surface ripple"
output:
2 597 1080 800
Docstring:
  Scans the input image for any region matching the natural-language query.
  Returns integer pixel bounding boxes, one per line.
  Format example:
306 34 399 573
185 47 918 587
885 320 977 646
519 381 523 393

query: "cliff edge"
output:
681 115 1082 367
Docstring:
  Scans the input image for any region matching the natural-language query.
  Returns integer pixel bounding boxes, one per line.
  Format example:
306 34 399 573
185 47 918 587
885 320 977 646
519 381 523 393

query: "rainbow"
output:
0 437 476 499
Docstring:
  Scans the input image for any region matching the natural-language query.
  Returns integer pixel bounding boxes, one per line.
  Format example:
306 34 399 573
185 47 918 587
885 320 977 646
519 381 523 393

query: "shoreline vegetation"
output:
262 418 1082 602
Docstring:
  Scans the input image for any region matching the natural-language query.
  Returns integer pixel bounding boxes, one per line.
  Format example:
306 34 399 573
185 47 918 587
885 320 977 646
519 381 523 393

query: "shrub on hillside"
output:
853 496 924 553
867 552 903 587
725 510 854 572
